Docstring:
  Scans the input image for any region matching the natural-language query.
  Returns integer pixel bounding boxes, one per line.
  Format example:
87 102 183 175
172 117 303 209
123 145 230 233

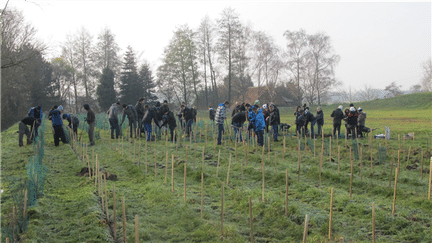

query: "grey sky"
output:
4 0 431 91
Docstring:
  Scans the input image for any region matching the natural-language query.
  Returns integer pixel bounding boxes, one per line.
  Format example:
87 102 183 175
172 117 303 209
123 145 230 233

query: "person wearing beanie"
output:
83 104 96 146
316 106 324 137
347 107 359 139
62 113 80 136
357 107 367 138
18 116 37 147
330 105 344 138
49 106 68 146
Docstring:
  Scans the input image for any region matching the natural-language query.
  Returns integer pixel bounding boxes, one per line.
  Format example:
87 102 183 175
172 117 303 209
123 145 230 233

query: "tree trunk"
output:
228 25 232 103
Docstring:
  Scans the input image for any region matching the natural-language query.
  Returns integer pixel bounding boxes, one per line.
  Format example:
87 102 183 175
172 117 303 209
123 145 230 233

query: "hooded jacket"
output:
121 105 138 124
330 108 344 125
215 103 227 125
357 111 367 126
209 108 215 120
28 107 42 121
254 109 265 131
135 101 145 118
182 106 194 121
316 110 324 125
142 107 159 125
269 106 280 125
231 111 247 126
49 109 63 127
107 103 119 120
161 111 177 129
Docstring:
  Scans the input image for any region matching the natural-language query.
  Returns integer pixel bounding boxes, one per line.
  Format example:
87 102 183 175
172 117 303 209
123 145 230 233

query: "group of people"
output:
211 100 280 147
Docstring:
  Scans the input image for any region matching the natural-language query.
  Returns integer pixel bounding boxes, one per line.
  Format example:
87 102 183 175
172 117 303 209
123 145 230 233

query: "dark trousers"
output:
88 122 95 145
333 124 341 137
169 127 175 141
256 130 264 146
144 123 152 141
233 123 242 142
53 125 68 146
109 118 120 139
217 123 224 145
137 116 143 136
186 119 193 137
128 118 137 138
271 124 278 141
317 122 323 136
348 125 356 139
358 125 364 138
19 122 31 147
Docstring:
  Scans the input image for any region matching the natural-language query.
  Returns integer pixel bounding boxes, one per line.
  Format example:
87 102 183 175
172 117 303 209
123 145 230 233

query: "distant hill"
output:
339 92 432 110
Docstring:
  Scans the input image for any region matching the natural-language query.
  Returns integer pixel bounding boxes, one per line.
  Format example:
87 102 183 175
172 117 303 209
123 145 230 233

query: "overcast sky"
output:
3 0 431 91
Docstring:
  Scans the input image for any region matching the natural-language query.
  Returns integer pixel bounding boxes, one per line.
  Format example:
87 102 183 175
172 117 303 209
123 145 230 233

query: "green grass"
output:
2 92 432 242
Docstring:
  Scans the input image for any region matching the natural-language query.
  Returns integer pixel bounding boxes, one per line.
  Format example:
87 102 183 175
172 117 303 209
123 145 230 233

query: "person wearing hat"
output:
62 113 80 136
330 105 344 138
28 105 42 138
83 104 96 146
18 116 37 147
357 107 367 138
49 105 68 146
316 107 324 137
347 106 359 139
215 101 230 145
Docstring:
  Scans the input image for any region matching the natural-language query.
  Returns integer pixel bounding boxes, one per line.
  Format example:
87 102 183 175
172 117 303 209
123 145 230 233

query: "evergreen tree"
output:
119 46 142 105
139 63 158 105
96 67 116 110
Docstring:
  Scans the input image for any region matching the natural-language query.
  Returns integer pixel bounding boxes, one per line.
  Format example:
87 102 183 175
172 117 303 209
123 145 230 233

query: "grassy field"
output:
2 92 432 242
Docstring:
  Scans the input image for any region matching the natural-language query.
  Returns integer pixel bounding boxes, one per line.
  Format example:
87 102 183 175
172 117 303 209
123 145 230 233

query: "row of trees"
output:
156 8 340 109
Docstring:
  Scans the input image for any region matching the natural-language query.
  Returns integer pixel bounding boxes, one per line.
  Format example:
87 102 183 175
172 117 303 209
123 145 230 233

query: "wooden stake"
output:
389 153 394 187
216 149 221 177
23 189 27 218
350 158 354 199
338 145 341 173
241 158 244 191
202 146 205 171
171 155 174 192
421 150 424 180
262 155 265 202
429 158 432 200
245 142 249 166
104 175 109 222
249 196 254 243
133 137 136 163
184 162 187 203
360 147 363 180
407 146 411 165
398 134 401 151
154 149 157 180
397 150 401 171
145 140 148 173
221 182 224 236
319 144 323 188
113 184 117 240
95 155 98 187
372 202 376 243
329 187 334 240
285 169 289 216
201 172 204 219
165 150 168 185
302 214 309 243
392 168 399 215
122 196 126 243
135 215 139 243
298 140 301 182
226 154 232 186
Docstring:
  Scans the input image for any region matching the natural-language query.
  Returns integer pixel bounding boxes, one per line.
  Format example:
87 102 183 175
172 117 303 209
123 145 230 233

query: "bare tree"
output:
421 58 432 92
61 35 80 112
283 29 309 105
384 81 403 98
73 26 96 99
358 84 380 101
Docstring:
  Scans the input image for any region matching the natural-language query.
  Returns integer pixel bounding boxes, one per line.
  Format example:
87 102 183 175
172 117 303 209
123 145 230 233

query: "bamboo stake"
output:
298 140 301 182
397 150 401 171
329 136 332 161
226 154 232 186
429 158 432 200
87 155 90 178
370 140 373 173
165 150 168 185
201 172 204 219
407 146 411 165
202 146 205 171
413 132 415 146
329 187 334 240
133 137 136 163
122 196 126 243
216 149 221 177
350 158 354 199
338 145 341 173
398 134 401 151
319 144 323 188
372 202 376 243
314 137 316 159
145 140 148 173
104 175 109 222
392 168 399 215
302 214 309 243
235 140 238 163
249 196 254 243
95 155 98 187
184 162 187 203
262 155 265 202
389 153 394 187
154 149 157 180
421 150 424 180
345 128 348 150
245 142 249 166
283 136 286 154
113 184 117 240
221 182 224 236
23 189 27 218
285 169 289 216
101 174 104 209
135 215 139 243
171 155 174 192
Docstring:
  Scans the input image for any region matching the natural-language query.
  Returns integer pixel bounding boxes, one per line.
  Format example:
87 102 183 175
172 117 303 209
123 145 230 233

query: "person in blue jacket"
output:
48 105 68 146
28 105 42 138
254 107 266 146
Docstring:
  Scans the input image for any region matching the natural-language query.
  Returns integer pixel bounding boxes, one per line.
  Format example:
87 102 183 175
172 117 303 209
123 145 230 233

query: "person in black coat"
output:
19 116 37 147
303 107 316 138
142 104 160 141
181 105 194 138
161 110 177 141
231 111 247 142
209 107 215 122
316 107 324 137
62 114 80 136
49 106 68 146
135 97 146 136
330 105 344 137
268 104 280 141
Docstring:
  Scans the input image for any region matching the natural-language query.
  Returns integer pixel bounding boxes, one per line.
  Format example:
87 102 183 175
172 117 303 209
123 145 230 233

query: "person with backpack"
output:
107 102 121 139
330 105 344 138
49 105 68 146
215 101 229 145
62 113 80 136
28 105 42 138
83 104 95 146
18 116 37 147
121 104 138 139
